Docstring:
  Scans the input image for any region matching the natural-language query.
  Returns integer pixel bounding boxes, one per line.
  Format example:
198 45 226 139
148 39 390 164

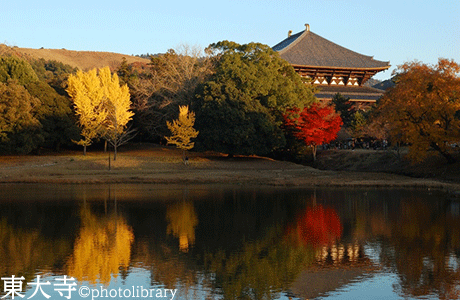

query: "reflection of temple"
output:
273 24 390 109
316 242 367 265
290 242 376 299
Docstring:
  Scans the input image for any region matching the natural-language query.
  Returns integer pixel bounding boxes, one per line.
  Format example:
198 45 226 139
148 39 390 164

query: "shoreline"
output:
1 147 459 194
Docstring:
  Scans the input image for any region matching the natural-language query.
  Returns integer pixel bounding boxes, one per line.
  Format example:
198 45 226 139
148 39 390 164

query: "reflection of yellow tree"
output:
165 202 198 252
67 208 134 284
0 219 71 280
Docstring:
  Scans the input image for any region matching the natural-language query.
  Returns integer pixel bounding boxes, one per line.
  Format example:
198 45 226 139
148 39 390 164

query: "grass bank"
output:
0 144 459 193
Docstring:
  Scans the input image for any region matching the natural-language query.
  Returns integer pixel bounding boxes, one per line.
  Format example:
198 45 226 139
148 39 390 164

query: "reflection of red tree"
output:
287 205 342 247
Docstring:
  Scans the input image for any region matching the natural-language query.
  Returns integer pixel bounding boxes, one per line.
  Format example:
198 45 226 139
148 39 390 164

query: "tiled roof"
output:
273 28 390 69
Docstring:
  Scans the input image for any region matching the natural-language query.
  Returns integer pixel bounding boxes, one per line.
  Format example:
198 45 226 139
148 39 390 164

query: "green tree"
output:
165 105 199 163
0 56 78 153
30 58 76 95
0 81 42 153
117 57 139 87
0 56 38 85
194 41 316 156
350 111 367 138
331 93 354 127
25 81 79 151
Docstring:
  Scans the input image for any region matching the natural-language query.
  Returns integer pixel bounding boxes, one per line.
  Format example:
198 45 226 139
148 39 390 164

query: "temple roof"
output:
273 25 390 70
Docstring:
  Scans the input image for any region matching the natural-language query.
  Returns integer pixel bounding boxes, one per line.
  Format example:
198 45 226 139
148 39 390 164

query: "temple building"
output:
273 24 390 109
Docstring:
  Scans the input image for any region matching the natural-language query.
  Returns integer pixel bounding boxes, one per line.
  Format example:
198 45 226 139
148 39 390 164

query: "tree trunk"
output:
104 140 107 153
83 145 86 156
113 144 117 161
312 145 317 161
430 142 456 164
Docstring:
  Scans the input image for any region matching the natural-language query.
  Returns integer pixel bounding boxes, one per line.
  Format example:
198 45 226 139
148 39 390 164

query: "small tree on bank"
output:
165 105 199 164
284 103 342 161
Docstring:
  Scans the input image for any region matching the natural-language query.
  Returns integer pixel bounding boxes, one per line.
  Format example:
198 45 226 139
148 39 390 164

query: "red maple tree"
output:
284 103 342 160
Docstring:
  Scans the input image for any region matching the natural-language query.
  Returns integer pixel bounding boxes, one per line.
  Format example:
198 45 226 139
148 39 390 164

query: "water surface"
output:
0 184 459 299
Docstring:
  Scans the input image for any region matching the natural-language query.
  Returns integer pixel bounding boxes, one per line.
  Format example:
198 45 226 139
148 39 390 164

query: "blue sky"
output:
2 0 459 80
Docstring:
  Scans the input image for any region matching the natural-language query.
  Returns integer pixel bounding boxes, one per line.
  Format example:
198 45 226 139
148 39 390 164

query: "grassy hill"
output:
0 44 150 70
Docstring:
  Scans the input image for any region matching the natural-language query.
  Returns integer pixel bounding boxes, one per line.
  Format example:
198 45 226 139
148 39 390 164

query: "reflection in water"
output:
0 219 71 284
0 185 459 299
286 204 342 248
0 201 76 291
66 206 134 285
204 227 316 299
359 198 460 299
165 202 198 252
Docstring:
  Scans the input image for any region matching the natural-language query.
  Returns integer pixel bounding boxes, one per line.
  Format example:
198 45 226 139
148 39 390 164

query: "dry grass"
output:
315 148 460 183
0 144 459 193
0 44 149 70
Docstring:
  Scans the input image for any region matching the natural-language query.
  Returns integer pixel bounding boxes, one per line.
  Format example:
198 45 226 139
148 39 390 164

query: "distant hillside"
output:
0 44 150 70
372 78 395 90
364 78 381 88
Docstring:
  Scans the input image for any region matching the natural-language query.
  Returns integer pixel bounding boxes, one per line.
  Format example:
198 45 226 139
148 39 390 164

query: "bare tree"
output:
130 44 214 140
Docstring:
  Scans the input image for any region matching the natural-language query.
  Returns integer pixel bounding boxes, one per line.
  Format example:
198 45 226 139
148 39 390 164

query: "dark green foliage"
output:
195 81 285 155
331 93 354 127
117 57 139 87
0 56 39 85
26 81 79 151
30 58 77 95
0 56 79 153
194 41 316 155
0 81 42 153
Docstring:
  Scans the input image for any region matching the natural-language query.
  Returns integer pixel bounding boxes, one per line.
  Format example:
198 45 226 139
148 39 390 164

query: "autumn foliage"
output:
375 59 460 163
165 105 199 151
66 66 134 159
284 103 342 160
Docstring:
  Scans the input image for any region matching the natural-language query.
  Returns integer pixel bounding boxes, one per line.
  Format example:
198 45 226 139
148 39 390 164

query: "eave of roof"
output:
273 26 390 70
315 85 385 102
317 85 385 94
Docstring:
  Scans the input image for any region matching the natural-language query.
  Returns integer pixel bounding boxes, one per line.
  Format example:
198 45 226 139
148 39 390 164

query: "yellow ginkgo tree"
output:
67 66 134 159
165 105 199 164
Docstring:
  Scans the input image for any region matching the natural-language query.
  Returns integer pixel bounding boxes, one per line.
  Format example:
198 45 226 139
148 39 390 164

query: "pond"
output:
0 184 459 299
